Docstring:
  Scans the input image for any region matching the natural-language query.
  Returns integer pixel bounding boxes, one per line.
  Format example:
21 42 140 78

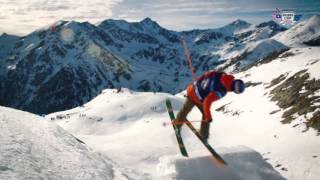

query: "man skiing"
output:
175 70 245 141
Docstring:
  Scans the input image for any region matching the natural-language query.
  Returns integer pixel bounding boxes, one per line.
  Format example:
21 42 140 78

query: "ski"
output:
184 120 227 165
166 99 227 165
165 99 189 157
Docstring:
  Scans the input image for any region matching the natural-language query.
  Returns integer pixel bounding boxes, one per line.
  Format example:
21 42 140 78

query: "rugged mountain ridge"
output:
0 16 297 114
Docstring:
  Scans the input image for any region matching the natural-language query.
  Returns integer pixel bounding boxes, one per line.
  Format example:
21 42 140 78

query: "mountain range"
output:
0 15 319 115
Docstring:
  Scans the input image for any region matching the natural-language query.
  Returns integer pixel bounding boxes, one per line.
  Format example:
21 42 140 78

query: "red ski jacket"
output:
187 71 234 122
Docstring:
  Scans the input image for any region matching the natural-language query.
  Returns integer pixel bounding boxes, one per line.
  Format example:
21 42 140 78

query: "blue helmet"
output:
232 79 245 94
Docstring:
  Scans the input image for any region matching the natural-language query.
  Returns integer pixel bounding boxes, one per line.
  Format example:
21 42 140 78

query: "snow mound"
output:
273 15 320 46
0 106 141 180
157 146 285 180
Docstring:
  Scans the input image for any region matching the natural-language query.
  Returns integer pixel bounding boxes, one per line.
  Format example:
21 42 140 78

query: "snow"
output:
242 47 320 84
45 45 320 180
158 147 284 180
46 89 284 179
237 39 287 69
210 85 320 180
273 15 320 47
307 58 320 79
0 106 143 180
2 15 320 180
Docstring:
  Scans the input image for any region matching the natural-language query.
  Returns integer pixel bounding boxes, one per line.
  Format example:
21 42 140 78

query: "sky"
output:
0 0 319 35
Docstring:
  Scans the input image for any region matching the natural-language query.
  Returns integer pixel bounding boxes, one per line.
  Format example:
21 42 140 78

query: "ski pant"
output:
175 97 210 139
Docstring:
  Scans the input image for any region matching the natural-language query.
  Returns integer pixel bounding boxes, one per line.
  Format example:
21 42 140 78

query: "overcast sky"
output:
0 0 319 35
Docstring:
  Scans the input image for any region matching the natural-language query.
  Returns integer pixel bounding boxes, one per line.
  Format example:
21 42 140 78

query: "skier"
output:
175 70 245 141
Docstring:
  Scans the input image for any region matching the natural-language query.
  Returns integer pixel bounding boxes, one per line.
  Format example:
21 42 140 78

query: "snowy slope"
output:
273 15 320 46
211 46 320 180
47 89 284 179
0 106 145 180
221 39 288 71
47 46 320 179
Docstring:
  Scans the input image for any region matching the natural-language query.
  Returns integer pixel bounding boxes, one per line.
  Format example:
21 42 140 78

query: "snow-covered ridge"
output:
0 106 145 180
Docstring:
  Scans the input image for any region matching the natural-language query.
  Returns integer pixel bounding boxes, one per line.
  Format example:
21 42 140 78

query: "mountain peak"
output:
98 19 132 30
141 17 154 23
230 19 250 26
140 17 160 27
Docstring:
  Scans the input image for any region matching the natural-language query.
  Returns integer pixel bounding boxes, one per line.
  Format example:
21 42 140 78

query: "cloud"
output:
0 0 319 35
0 0 123 35
112 0 320 31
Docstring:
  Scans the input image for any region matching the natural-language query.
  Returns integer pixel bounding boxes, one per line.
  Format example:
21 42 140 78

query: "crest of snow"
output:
0 106 144 180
